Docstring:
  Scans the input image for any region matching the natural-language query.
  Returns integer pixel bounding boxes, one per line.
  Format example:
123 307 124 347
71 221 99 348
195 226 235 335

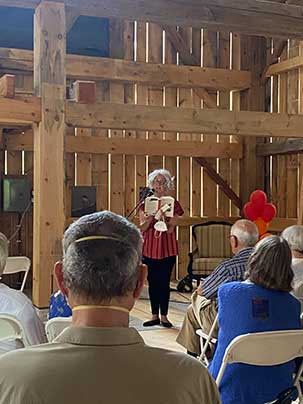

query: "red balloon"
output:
250 190 267 211
261 203 276 222
243 202 259 221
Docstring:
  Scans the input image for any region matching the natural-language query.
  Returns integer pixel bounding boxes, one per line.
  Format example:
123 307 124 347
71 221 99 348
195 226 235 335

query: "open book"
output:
144 196 174 218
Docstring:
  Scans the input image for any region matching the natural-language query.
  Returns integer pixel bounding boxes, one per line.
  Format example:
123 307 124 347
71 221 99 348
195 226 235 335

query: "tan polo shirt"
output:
0 325 220 404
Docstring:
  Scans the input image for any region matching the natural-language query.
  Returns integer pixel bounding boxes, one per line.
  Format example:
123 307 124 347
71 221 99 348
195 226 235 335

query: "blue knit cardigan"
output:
209 281 301 404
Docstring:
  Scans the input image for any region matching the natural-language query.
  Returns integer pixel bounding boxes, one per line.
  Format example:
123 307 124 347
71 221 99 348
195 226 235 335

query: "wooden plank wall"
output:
270 40 300 219
0 19 244 283
0 74 33 289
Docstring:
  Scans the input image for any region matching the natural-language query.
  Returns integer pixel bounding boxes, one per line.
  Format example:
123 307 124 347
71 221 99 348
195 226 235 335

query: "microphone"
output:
127 187 154 219
140 187 154 199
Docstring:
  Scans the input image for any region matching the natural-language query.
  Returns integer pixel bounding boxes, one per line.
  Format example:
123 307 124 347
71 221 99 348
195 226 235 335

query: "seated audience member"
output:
282 225 303 309
177 219 258 356
0 211 220 404
49 290 72 319
0 233 46 353
209 236 301 404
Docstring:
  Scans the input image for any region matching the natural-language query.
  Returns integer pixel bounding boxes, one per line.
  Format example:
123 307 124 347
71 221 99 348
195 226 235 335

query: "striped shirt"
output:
141 200 184 259
202 247 254 300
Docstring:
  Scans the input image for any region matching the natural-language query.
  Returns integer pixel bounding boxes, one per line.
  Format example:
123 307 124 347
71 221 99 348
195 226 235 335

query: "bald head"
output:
231 219 259 251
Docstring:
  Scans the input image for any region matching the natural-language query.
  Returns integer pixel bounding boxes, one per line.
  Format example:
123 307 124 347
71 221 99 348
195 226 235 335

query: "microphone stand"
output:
127 188 154 219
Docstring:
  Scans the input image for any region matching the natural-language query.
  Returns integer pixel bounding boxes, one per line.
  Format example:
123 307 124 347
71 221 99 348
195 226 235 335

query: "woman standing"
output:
139 169 184 328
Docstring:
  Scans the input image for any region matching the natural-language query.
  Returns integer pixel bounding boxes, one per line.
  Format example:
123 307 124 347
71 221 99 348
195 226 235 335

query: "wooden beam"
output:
266 55 303 77
66 101 303 138
0 95 40 125
33 1 66 308
5 132 243 158
0 74 15 97
257 139 303 156
1 0 303 38
0 48 251 91
195 157 242 209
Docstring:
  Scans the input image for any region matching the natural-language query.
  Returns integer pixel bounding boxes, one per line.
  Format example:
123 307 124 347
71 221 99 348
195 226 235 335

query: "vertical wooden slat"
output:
240 36 266 204
124 21 136 217
286 40 299 218
202 30 218 217
136 22 148 201
92 81 109 212
191 28 202 217
298 41 303 224
22 75 34 270
230 33 241 217
148 23 163 173
271 40 280 214
164 29 177 198
177 27 191 279
109 19 125 216
76 127 92 186
218 32 231 217
276 46 288 217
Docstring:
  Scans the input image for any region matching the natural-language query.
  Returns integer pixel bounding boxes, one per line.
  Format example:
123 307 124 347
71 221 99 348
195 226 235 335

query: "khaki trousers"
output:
176 292 218 355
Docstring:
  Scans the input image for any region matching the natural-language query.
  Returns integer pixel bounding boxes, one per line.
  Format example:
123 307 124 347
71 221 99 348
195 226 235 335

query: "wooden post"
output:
33 1 66 307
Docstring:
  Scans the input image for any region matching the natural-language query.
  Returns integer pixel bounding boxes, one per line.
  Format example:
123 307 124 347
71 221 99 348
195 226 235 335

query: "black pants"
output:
143 256 176 316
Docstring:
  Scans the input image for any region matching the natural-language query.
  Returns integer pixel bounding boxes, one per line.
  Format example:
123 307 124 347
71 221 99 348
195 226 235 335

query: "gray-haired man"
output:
0 211 220 404
177 219 259 356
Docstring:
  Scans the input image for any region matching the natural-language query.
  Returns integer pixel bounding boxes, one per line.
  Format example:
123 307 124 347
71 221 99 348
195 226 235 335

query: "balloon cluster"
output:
243 190 276 239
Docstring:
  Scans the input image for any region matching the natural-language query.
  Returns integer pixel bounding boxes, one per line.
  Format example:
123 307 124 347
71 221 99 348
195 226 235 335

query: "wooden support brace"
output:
73 80 96 103
0 74 15 98
195 157 243 210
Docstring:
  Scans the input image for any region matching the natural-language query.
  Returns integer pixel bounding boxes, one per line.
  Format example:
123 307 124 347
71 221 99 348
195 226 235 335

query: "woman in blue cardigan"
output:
209 235 301 404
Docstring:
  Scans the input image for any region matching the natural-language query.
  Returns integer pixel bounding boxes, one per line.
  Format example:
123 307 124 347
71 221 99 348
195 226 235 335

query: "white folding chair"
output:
3 256 31 292
196 313 218 365
215 330 303 402
45 317 72 342
0 314 29 354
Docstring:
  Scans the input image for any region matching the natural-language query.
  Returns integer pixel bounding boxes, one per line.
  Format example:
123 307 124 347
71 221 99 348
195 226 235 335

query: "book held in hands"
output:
144 196 174 218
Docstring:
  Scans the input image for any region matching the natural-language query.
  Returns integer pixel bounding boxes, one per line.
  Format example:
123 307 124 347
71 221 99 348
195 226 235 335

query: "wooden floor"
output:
132 285 190 353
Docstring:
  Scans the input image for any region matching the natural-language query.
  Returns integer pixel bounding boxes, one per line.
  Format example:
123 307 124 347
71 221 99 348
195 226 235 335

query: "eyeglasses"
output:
153 179 166 185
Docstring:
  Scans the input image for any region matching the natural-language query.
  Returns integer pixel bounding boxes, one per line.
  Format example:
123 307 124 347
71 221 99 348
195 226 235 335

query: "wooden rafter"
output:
0 48 251 91
195 157 242 209
1 0 303 38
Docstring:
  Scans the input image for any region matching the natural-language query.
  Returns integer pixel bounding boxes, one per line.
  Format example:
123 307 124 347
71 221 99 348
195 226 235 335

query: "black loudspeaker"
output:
2 176 31 213
72 186 96 217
